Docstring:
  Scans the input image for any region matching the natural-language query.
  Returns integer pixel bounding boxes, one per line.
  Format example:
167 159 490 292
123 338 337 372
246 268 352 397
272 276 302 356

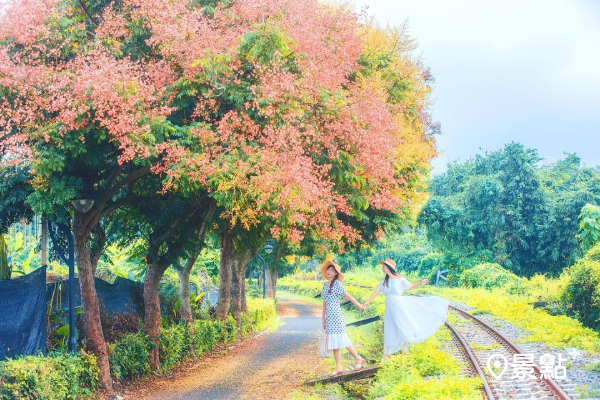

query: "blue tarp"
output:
0 267 47 360
46 276 144 316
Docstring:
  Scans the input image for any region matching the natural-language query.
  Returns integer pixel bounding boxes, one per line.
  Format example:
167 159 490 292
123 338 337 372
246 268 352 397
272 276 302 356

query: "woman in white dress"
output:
363 258 449 360
321 260 366 375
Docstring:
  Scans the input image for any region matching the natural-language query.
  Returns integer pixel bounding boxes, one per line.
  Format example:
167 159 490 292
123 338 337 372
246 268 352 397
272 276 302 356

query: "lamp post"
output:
261 242 274 298
47 198 94 353
256 254 266 299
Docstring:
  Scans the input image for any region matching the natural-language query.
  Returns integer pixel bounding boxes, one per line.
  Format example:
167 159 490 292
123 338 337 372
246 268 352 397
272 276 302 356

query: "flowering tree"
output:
0 0 437 387
150 5 438 317
0 0 179 391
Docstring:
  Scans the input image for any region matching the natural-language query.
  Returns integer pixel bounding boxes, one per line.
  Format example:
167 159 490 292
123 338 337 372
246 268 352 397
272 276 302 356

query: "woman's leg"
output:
345 345 362 363
333 349 343 371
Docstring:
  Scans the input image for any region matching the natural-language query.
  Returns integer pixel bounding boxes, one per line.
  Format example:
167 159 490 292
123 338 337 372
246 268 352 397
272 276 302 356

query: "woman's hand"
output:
421 279 429 285
358 303 366 311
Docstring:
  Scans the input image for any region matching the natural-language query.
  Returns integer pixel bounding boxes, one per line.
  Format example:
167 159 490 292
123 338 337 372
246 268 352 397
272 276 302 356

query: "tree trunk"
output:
266 265 278 298
241 272 249 315
144 256 168 371
73 214 113 393
41 219 47 266
216 227 233 320
177 261 194 330
177 255 198 355
230 249 253 327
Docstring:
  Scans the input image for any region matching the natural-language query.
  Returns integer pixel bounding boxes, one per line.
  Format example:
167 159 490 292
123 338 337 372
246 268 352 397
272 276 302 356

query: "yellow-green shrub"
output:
559 259 600 330
459 263 527 294
584 243 600 262
369 335 481 400
0 353 99 400
429 287 600 351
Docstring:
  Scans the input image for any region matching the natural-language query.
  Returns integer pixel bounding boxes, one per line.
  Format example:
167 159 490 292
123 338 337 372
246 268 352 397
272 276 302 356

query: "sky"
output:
352 0 600 174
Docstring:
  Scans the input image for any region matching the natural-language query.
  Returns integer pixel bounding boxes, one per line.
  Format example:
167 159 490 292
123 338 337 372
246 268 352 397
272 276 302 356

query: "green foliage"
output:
459 263 527 294
0 234 8 280
559 259 600 330
419 144 600 277
109 299 277 380
0 167 34 235
109 333 152 380
0 353 99 400
584 243 600 262
416 252 442 277
369 336 481 400
159 324 193 371
580 204 600 251
246 298 278 332
337 232 431 272
193 319 223 354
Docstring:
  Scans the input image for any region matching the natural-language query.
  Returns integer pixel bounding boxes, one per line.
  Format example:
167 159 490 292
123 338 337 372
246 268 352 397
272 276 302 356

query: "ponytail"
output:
328 274 338 293
384 265 399 287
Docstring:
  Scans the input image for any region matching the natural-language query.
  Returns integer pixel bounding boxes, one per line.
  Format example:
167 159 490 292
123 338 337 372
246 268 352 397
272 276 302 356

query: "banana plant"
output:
0 234 10 280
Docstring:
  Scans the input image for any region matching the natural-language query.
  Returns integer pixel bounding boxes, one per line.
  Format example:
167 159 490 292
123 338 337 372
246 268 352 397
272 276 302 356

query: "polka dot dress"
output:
323 280 353 350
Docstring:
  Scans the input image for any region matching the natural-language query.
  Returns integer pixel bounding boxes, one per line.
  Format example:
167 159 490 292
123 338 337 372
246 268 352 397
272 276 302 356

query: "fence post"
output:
436 269 449 287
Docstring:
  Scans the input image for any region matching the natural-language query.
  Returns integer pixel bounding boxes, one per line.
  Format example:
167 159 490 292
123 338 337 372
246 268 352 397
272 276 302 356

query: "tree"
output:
580 204 600 251
107 177 215 369
419 144 600 276
0 0 180 390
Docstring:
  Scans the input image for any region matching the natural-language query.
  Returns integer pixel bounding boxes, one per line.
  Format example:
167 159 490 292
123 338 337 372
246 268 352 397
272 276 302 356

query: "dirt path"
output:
126 297 328 400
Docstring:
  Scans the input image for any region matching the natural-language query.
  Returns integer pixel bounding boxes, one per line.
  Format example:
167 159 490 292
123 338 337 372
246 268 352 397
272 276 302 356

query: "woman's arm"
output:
407 278 429 291
343 292 366 310
322 300 326 330
363 288 381 308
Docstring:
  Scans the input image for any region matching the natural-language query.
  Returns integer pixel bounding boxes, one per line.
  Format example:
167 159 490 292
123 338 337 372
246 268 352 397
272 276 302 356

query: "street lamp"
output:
71 199 94 214
259 240 275 298
47 198 94 353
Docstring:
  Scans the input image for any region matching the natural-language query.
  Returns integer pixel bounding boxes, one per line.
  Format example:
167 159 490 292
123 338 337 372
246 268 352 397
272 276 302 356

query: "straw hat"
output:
379 258 397 270
320 260 345 282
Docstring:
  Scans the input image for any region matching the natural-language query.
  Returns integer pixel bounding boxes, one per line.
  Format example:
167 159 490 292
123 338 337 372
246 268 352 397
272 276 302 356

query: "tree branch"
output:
78 0 99 27
84 164 154 229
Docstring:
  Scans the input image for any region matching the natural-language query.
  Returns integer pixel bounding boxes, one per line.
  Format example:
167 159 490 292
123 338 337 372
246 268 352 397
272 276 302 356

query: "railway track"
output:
445 305 578 400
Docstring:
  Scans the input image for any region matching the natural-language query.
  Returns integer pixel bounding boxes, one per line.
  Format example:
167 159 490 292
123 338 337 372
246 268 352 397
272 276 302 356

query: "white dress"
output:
378 277 449 355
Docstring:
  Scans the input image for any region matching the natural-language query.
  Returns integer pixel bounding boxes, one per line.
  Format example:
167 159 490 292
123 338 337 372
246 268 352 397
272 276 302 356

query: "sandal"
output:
330 369 344 376
354 358 365 371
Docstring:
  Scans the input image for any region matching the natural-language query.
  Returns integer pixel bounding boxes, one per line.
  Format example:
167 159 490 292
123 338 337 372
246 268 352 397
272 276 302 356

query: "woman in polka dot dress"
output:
321 260 366 376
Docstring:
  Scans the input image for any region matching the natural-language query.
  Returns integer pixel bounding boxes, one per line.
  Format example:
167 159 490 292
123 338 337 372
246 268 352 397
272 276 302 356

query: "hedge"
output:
1 298 277 398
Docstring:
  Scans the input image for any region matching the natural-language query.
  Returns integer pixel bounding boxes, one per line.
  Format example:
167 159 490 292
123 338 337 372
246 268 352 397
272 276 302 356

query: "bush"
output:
459 263 526 294
559 259 600 330
194 319 222 354
584 243 600 262
417 252 443 277
369 336 481 400
247 298 277 332
160 324 193 371
0 353 98 400
393 249 429 273
109 332 152 380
